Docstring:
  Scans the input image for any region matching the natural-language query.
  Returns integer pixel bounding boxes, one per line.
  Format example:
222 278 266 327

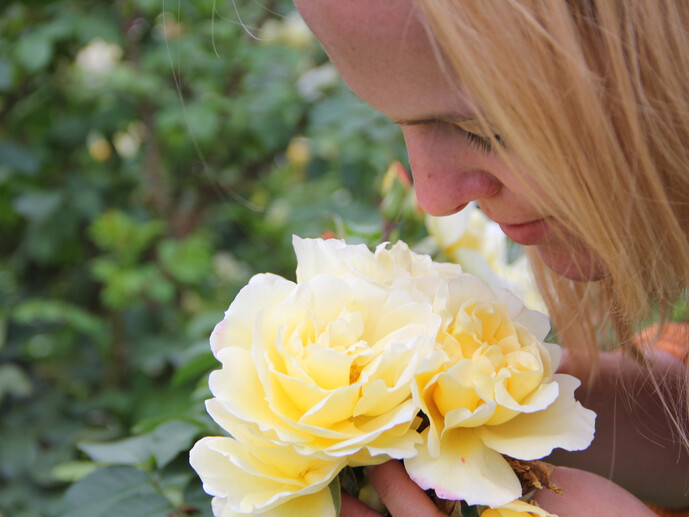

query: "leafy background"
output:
0 1 418 515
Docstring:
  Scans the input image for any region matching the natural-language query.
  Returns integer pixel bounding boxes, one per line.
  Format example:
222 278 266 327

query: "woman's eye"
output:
447 119 502 153
462 131 497 153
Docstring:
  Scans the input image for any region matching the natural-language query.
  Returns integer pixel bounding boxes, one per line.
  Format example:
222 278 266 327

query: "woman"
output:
292 0 689 515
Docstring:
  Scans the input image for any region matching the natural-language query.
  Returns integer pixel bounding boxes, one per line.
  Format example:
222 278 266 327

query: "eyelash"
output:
462 131 493 152
461 130 501 153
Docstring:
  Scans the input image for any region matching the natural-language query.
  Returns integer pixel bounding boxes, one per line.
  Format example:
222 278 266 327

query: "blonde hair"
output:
413 0 689 369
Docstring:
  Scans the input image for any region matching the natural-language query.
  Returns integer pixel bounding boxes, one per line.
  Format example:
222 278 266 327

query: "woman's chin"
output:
537 246 607 282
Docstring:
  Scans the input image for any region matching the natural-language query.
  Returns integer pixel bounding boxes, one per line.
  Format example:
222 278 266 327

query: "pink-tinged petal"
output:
210 273 294 356
477 374 596 460
405 428 522 507
480 499 557 517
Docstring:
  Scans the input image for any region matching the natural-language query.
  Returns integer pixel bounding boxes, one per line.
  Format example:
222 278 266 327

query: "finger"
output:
340 492 385 517
367 460 447 517
532 466 656 517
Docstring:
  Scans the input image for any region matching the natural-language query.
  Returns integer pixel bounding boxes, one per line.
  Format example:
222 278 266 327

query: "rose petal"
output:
297 384 360 427
405 428 522 507
210 273 294 356
189 436 342 514
443 399 497 430
481 499 557 517
294 235 385 284
493 377 559 415
476 374 596 459
210 347 299 425
228 488 337 517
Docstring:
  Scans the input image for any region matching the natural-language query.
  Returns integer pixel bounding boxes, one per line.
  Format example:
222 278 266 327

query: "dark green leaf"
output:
58 466 173 517
14 32 53 72
0 58 17 92
0 364 33 402
329 474 342 516
0 142 40 175
79 420 200 469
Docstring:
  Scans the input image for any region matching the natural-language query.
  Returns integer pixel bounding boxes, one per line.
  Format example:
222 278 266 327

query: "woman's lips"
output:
498 218 551 246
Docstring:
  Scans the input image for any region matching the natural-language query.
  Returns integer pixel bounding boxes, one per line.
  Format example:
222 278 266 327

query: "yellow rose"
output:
426 203 507 274
425 203 546 314
192 238 447 514
481 500 557 517
405 274 595 507
293 236 464 286
190 430 344 517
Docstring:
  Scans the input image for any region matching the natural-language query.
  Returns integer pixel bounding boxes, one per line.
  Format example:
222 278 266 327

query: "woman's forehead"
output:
294 0 470 119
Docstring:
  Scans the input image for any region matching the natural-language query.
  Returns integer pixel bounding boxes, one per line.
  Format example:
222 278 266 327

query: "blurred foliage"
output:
0 1 416 515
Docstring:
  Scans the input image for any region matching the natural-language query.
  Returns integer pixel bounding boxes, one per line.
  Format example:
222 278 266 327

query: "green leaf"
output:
50 461 100 483
58 466 174 517
12 299 106 339
0 364 33 402
0 142 40 175
461 503 482 517
141 265 176 305
101 493 176 517
185 100 221 144
157 234 214 284
0 58 17 92
88 210 165 260
186 312 224 341
15 32 53 72
78 435 154 467
171 351 217 386
78 420 201 469
329 474 342 517
183 481 214 517
0 314 7 352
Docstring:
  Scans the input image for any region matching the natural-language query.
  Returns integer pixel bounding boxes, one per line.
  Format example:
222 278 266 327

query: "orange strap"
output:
636 323 689 517
636 323 689 363
646 506 689 517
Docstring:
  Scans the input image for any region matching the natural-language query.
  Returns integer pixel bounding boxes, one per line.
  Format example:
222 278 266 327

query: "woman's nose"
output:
402 126 502 216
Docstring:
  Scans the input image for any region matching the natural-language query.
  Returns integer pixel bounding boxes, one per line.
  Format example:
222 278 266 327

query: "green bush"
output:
0 1 410 515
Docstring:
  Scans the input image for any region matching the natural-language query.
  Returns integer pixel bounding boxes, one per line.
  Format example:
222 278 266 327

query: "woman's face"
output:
294 0 603 280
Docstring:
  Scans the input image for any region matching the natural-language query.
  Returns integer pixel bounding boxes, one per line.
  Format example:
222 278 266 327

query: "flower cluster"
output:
190 237 595 516
425 202 547 315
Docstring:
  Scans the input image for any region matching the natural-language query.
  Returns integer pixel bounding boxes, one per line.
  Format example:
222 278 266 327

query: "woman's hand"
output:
550 348 689 507
340 461 446 517
341 461 656 517
532 466 656 516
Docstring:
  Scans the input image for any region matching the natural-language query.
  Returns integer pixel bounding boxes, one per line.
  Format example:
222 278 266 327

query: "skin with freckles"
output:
294 0 603 281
